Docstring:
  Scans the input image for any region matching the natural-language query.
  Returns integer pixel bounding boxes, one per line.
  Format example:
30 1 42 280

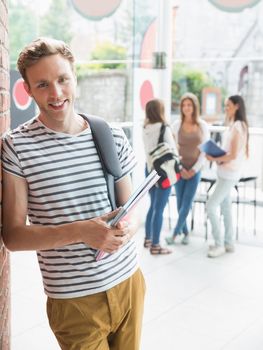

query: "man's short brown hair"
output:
17 37 75 84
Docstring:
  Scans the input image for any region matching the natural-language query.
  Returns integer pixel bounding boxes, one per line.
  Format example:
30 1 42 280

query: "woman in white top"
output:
206 95 249 258
166 93 209 245
142 99 176 254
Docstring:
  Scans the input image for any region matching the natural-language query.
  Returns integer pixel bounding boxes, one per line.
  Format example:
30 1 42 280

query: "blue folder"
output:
199 139 226 157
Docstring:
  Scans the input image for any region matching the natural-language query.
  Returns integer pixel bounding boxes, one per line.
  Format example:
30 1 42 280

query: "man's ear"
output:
23 82 32 97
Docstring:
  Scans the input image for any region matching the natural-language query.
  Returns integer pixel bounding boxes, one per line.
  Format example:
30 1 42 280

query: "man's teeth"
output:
51 101 64 107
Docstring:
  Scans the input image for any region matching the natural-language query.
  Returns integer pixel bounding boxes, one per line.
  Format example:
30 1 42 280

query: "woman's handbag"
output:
149 124 181 189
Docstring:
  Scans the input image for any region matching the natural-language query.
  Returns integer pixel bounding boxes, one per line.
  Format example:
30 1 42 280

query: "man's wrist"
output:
69 220 87 244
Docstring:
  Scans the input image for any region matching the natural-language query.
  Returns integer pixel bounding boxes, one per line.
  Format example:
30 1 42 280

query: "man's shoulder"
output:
81 114 126 143
107 124 129 146
4 117 39 140
109 124 125 137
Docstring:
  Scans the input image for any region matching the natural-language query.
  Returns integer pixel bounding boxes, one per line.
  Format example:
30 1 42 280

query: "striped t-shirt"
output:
2 116 138 298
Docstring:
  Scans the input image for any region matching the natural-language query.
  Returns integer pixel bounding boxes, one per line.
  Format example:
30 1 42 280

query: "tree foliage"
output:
171 63 214 111
39 0 73 43
9 0 73 68
9 1 37 67
90 41 127 69
76 41 127 77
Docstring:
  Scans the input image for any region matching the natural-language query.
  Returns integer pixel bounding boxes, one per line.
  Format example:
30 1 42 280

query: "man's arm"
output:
2 171 129 252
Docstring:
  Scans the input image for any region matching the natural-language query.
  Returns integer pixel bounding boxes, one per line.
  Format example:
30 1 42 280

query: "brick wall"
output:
0 0 10 349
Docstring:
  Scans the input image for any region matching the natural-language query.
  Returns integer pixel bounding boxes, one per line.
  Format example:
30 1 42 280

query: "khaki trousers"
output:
47 269 146 350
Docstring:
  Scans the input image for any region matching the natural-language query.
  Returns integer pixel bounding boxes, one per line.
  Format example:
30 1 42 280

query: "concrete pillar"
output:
154 0 173 119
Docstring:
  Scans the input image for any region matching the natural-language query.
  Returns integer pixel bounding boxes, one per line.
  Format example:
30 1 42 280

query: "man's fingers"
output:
100 208 122 222
116 220 128 229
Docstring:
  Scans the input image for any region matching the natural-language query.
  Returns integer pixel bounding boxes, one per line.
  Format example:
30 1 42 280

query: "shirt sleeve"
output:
164 125 177 150
111 127 137 180
1 133 24 178
233 120 245 135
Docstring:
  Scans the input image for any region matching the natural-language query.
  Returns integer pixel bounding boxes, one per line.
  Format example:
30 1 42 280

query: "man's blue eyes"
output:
37 78 69 88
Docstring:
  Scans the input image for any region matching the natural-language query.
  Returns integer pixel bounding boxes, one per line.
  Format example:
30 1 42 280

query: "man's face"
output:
24 54 77 125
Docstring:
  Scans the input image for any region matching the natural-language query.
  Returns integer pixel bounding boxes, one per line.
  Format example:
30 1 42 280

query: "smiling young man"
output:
2 37 145 350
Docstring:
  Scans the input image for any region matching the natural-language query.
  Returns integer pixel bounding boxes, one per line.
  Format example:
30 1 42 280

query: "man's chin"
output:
39 112 67 124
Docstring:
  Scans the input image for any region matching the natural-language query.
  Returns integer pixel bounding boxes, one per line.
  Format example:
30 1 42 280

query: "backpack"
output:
80 114 122 209
149 124 181 189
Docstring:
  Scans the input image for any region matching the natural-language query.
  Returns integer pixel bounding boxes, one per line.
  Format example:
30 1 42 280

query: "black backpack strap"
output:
79 114 122 209
158 123 166 143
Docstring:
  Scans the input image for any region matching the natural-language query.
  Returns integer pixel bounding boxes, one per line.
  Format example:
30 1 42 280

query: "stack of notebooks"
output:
95 170 160 261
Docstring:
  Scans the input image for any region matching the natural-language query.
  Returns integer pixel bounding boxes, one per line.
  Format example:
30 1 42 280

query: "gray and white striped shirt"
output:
2 116 138 298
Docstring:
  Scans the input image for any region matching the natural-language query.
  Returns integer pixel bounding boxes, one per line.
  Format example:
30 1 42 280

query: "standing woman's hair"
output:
180 92 200 125
228 95 249 157
144 99 166 126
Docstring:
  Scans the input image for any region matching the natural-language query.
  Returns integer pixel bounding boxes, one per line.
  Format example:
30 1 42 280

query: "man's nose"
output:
49 83 62 98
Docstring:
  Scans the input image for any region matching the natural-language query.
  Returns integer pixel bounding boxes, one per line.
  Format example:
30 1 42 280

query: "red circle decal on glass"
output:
71 0 122 20
208 0 260 12
140 80 154 110
12 79 32 110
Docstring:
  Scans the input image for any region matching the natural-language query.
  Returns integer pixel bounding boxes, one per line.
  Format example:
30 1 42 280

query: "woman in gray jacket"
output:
142 99 176 254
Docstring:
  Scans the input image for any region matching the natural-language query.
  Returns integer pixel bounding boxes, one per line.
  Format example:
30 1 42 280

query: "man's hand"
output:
79 209 131 253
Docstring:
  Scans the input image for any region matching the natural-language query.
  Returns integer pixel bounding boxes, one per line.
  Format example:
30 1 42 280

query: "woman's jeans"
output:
206 177 237 247
145 170 171 245
174 171 201 236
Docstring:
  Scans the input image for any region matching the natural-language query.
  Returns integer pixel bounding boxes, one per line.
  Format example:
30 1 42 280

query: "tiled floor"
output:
11 202 263 350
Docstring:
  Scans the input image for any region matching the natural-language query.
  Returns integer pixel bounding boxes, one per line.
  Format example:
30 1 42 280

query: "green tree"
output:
76 42 127 78
112 6 133 49
90 41 127 69
39 0 72 43
171 63 214 112
186 71 211 99
9 1 37 68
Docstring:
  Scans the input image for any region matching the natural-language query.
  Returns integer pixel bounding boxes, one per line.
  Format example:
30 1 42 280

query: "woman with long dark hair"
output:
206 95 249 258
